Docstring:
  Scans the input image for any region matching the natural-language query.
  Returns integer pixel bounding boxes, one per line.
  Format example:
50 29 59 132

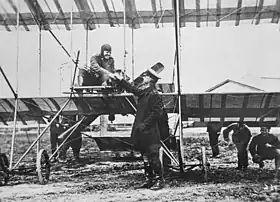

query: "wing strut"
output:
174 0 185 173
10 52 81 170
49 117 86 161
0 65 19 169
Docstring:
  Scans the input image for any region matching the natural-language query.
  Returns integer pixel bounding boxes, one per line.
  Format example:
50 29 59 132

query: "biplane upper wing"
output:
0 0 279 31
0 91 280 127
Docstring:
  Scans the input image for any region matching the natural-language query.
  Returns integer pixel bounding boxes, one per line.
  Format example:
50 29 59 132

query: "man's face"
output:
103 50 111 60
134 72 155 91
260 127 269 135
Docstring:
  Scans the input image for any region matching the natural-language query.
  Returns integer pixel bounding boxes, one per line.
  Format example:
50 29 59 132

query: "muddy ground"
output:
1 130 280 202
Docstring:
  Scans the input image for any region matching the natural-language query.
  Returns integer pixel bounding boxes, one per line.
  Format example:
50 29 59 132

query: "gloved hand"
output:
111 73 123 81
137 123 146 132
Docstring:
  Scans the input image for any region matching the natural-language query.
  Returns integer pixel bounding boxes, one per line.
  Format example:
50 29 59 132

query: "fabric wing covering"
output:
0 92 280 126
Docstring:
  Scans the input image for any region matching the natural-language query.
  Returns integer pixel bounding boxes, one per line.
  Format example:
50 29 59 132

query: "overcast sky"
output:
0 21 280 97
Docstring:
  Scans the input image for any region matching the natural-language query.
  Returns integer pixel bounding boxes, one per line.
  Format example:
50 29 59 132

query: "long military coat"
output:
120 80 164 153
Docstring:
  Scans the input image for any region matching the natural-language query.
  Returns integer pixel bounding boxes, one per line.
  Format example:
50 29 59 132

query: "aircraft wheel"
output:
0 153 9 186
201 146 209 181
36 149 51 185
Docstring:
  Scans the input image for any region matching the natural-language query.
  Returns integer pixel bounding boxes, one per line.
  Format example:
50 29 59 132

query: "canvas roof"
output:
0 0 279 31
206 75 280 92
238 74 280 92
205 79 264 92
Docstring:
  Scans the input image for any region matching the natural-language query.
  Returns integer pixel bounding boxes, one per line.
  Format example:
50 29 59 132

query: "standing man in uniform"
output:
249 126 280 173
223 122 252 170
112 62 166 190
78 44 115 87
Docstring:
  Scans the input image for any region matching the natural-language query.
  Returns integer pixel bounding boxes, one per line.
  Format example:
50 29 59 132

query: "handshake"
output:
108 72 123 81
108 69 130 81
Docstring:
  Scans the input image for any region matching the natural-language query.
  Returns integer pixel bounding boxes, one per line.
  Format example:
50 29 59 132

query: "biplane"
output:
1 0 280 186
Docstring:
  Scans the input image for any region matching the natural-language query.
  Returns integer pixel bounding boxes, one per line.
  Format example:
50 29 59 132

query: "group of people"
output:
207 122 280 172
50 43 280 190
49 43 172 190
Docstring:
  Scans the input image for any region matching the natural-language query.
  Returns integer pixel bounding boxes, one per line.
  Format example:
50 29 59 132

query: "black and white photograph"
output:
1 0 280 201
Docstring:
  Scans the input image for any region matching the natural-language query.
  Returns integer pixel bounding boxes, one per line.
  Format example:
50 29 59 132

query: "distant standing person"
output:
223 122 252 170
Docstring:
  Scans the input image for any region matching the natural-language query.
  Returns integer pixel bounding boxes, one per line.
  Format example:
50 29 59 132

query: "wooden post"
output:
37 120 40 154
100 115 108 136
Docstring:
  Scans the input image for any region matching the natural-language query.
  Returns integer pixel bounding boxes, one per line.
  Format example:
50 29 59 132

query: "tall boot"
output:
50 149 57 163
211 145 220 157
57 149 67 163
73 150 81 162
136 162 155 189
150 162 166 190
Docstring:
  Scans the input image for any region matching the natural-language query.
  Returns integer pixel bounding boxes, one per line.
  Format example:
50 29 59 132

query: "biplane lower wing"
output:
0 92 280 127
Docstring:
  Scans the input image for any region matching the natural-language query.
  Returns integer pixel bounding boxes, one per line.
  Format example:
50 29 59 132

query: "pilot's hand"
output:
103 73 111 81
111 73 123 81
106 72 113 78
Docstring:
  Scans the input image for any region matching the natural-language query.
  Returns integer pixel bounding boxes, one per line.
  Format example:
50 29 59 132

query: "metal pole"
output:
59 66 62 95
85 23 89 66
39 26 42 96
48 30 76 64
9 99 18 169
13 98 71 169
0 67 17 98
123 0 127 75
37 120 40 154
70 1 73 87
9 0 20 170
71 51 80 90
131 20 135 81
174 0 184 173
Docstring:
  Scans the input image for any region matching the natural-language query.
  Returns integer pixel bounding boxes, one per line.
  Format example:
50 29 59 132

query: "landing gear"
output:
36 149 50 185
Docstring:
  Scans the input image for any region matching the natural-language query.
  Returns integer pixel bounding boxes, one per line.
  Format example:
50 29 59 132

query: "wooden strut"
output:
49 117 85 160
0 66 18 169
174 0 185 173
12 52 81 170
12 98 71 170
